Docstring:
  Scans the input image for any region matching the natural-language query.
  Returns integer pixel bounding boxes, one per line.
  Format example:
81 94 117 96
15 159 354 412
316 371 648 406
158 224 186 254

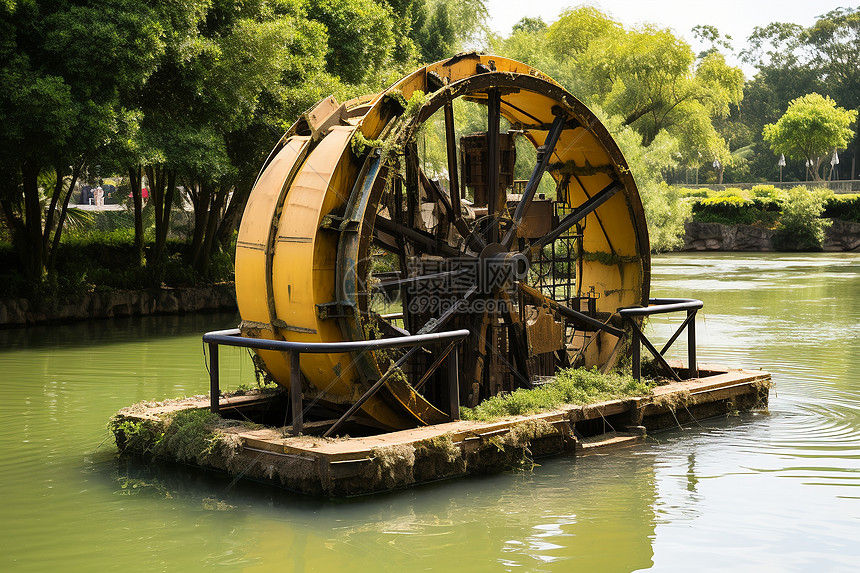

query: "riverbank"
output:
0 283 237 327
683 218 860 251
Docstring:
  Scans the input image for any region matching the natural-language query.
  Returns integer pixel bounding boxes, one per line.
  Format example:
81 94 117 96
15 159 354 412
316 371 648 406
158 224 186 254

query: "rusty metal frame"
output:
203 328 470 436
619 298 703 381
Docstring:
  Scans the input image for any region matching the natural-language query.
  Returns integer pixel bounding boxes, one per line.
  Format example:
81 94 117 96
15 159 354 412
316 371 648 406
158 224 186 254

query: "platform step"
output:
577 431 642 453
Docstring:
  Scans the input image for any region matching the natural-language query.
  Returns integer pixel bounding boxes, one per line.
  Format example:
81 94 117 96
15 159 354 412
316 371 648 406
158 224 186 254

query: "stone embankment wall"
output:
0 283 237 327
683 219 860 252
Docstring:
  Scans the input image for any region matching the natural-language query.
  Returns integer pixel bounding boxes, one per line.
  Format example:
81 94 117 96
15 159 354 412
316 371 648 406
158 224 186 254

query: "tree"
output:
805 8 860 179
413 1 454 63
0 0 164 282
132 0 334 275
741 11 860 180
692 24 734 58
762 93 857 181
512 16 546 35
495 7 743 173
306 0 396 85
411 0 489 64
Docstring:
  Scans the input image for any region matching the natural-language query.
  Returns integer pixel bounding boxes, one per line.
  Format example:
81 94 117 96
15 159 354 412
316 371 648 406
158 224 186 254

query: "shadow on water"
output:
0 310 240 351
92 447 662 571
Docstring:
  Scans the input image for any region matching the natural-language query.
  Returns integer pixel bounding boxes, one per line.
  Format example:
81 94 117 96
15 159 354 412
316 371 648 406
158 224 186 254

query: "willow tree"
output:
495 6 744 168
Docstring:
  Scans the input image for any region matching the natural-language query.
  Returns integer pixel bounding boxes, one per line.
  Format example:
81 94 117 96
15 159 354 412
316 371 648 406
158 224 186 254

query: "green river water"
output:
1 253 858 572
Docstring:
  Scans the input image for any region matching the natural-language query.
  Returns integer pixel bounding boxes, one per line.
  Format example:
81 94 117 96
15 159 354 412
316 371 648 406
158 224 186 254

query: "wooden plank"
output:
578 432 642 452
119 366 770 464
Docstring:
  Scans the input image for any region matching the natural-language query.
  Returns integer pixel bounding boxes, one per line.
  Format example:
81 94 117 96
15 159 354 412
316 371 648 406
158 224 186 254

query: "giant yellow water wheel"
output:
235 54 650 432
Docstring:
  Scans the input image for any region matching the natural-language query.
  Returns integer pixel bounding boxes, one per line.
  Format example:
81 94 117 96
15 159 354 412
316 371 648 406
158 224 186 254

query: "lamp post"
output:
778 154 785 183
831 148 840 181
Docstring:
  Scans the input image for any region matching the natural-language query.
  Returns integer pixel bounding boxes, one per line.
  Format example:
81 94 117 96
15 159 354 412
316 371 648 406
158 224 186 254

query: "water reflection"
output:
3 254 860 571
104 450 660 572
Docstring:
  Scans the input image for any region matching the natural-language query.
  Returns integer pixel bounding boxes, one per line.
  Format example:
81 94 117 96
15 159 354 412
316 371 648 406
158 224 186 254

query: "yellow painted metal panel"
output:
235 137 309 327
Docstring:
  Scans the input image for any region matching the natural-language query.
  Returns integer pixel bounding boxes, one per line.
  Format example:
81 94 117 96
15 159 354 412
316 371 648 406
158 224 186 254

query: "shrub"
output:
750 184 780 198
640 182 692 253
823 194 860 223
691 194 779 226
675 187 710 198
772 186 832 251
693 189 779 228
0 229 234 298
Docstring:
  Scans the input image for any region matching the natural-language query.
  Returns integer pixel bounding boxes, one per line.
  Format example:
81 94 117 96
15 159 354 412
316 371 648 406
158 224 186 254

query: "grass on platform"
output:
460 367 654 422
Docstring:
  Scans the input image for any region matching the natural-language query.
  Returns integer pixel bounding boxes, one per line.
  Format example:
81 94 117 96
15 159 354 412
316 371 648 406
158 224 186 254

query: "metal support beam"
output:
527 181 621 252
629 320 682 383
414 341 458 392
444 98 461 217
448 347 460 420
209 342 220 414
487 88 501 244
659 311 696 356
290 350 303 435
323 345 422 438
631 325 641 382
687 309 698 379
503 108 567 248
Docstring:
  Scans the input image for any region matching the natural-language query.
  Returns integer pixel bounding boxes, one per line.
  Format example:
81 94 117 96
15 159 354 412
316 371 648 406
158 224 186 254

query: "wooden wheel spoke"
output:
519 282 624 338
370 268 470 293
374 216 466 258
487 88 501 244
498 291 532 387
524 181 622 255
502 109 568 249
444 98 461 218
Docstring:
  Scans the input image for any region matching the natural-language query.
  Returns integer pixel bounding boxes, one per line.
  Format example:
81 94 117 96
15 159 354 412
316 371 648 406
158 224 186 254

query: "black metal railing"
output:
618 298 704 382
202 328 470 437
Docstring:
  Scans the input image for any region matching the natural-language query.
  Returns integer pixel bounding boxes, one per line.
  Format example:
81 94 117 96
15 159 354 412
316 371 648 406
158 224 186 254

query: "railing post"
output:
209 342 220 414
290 350 303 435
687 309 698 379
448 346 460 421
631 319 641 381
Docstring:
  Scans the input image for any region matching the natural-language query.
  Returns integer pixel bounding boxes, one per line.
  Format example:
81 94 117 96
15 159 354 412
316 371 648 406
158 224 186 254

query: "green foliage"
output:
411 0 488 63
691 194 779 226
762 93 857 180
155 409 223 464
640 183 693 252
0 228 234 298
511 16 546 35
460 367 653 422
306 0 396 85
110 417 163 456
823 194 860 223
772 186 832 250
112 408 244 468
493 4 745 196
413 1 454 62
